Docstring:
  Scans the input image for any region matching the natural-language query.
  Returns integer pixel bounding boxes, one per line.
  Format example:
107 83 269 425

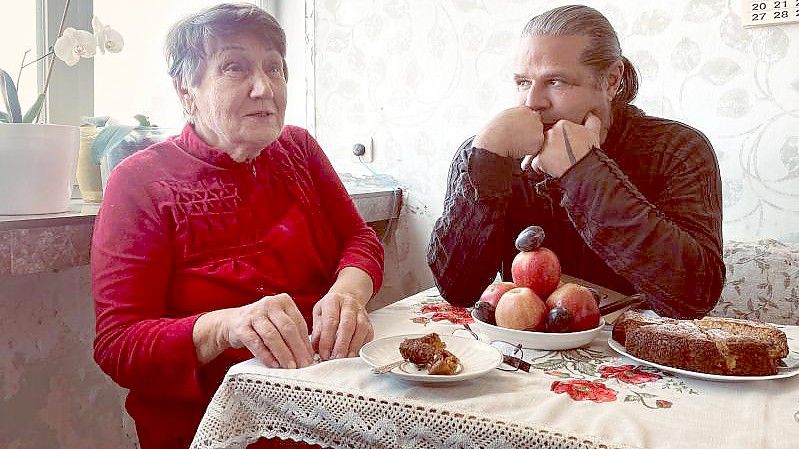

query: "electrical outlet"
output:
350 136 374 163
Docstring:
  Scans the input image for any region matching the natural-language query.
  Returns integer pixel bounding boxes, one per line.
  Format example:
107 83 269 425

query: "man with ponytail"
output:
428 5 724 319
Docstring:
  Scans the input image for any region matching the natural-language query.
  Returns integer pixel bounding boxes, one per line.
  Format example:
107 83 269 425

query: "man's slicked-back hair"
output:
164 2 287 88
522 5 638 105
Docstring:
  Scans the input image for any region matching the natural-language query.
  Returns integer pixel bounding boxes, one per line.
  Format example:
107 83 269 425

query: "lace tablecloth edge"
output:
190 372 644 449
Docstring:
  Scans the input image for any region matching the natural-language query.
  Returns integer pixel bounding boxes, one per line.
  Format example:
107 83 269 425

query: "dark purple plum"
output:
473 301 496 325
544 306 572 333
515 226 545 252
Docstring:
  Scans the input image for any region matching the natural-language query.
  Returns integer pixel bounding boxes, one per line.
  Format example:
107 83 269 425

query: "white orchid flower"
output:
53 27 97 66
92 16 124 54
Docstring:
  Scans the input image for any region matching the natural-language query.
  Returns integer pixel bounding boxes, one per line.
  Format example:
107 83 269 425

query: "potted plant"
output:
91 114 174 191
0 3 122 214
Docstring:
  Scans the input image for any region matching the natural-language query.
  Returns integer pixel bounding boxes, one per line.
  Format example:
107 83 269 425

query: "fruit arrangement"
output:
473 226 601 333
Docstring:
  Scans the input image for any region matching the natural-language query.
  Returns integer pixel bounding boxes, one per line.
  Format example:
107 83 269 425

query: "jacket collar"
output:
171 123 280 169
603 103 645 153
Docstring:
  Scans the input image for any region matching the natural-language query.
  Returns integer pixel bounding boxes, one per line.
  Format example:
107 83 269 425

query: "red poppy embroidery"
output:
656 400 672 408
551 380 617 402
599 365 661 384
419 303 473 324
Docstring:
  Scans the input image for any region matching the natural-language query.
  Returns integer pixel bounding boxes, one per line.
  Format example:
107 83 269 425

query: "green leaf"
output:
81 115 110 127
0 111 9 122
133 114 151 127
22 93 45 123
0 68 22 122
92 124 135 163
530 360 566 371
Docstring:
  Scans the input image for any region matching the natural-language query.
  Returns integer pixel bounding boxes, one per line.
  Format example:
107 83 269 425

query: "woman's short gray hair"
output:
165 2 287 88
522 5 638 106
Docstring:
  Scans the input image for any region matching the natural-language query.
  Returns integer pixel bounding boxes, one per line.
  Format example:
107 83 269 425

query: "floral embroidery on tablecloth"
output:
551 379 617 402
599 365 661 384
411 296 474 325
526 347 698 409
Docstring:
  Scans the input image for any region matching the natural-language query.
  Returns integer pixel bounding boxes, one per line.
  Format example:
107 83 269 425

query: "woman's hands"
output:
193 294 314 369
224 294 314 369
193 267 375 368
311 291 374 360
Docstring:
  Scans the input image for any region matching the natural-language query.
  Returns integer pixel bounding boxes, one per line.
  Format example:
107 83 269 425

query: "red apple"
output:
545 283 601 331
495 287 547 331
511 247 561 299
478 281 518 308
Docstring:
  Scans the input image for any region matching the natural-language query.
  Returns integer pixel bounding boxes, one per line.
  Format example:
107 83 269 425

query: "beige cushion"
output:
709 239 799 325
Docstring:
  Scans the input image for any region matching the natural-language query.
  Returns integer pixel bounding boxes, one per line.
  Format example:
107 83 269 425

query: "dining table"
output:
190 287 799 449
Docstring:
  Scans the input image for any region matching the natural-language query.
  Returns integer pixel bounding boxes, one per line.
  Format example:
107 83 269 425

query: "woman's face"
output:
186 31 287 162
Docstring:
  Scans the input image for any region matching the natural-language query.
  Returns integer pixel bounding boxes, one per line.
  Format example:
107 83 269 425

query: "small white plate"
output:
359 334 503 383
607 338 799 382
469 310 605 350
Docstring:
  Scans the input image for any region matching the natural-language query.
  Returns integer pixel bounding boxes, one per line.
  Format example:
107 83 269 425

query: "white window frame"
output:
39 0 93 125
43 0 311 128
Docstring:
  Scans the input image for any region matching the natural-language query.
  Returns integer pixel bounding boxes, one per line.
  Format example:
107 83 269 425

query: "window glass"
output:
93 0 257 128
0 3 40 118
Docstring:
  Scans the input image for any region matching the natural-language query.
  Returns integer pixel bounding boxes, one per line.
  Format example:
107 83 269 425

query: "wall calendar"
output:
742 0 799 27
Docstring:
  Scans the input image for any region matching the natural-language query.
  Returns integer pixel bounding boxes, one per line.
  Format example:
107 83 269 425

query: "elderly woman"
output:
91 4 383 448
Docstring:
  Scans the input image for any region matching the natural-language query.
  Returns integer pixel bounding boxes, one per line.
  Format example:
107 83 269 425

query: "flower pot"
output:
0 123 80 215
76 124 103 202
99 126 173 190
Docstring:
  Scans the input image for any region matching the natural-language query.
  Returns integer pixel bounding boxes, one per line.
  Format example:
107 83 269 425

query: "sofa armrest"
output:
708 239 799 325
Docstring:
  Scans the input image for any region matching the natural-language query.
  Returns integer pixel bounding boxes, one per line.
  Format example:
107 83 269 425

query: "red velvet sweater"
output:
91 124 384 449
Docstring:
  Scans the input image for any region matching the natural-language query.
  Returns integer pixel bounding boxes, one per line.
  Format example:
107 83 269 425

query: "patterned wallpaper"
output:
309 0 799 302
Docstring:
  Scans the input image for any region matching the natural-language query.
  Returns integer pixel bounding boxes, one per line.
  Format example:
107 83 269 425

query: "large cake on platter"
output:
612 310 788 376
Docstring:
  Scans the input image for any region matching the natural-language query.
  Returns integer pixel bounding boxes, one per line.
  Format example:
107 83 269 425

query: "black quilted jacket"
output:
427 105 725 319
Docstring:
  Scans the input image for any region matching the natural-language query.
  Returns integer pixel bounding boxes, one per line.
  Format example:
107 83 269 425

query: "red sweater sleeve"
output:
295 128 384 294
92 158 205 400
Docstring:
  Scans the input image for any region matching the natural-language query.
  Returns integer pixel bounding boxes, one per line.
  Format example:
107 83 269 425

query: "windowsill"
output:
0 174 402 276
0 201 102 231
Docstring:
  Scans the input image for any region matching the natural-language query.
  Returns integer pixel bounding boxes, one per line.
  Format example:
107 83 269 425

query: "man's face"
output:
514 34 616 139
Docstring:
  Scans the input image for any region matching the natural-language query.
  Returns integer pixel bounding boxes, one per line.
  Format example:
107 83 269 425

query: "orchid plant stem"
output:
21 49 55 71
16 50 30 88
36 0 72 123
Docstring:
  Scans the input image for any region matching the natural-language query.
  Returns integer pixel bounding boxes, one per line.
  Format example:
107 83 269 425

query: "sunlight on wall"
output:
92 0 256 127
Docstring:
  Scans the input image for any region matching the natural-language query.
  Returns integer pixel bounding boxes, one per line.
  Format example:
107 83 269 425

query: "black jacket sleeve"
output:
426 139 515 306
557 130 725 319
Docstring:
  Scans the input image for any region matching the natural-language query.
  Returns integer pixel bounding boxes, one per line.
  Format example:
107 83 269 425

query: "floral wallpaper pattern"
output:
309 0 799 303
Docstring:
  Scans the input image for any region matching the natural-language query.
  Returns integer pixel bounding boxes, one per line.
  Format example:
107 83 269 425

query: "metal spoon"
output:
372 359 405 374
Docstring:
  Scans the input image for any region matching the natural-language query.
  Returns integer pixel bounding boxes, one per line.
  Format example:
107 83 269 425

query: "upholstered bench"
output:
709 239 799 325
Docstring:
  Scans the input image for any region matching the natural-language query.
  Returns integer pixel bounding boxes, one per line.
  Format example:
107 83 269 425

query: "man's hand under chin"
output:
528 112 602 178
472 106 545 159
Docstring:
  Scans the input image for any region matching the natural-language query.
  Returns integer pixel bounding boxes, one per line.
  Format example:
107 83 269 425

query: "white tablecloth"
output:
191 288 799 449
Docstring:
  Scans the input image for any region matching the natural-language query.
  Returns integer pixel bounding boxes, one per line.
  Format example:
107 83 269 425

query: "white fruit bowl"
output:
469 310 605 350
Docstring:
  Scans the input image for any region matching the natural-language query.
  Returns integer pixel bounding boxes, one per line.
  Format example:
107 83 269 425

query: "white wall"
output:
309 0 799 303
